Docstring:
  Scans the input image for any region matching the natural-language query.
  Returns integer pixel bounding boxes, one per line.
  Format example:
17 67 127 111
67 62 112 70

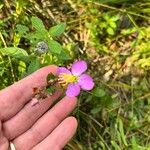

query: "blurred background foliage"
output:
0 0 150 149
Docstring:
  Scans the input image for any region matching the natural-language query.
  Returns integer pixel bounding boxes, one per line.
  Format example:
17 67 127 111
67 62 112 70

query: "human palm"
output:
0 65 77 150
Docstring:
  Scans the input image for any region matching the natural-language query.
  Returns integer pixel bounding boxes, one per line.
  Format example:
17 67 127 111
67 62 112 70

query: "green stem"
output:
0 32 15 83
92 1 150 20
89 119 111 150
0 32 7 47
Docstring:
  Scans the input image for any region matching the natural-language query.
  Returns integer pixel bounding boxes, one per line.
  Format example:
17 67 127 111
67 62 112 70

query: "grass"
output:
1 0 150 149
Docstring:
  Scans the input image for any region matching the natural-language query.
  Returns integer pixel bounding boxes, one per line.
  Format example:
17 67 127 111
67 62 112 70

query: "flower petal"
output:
78 74 94 90
57 67 71 75
66 83 81 97
71 60 87 76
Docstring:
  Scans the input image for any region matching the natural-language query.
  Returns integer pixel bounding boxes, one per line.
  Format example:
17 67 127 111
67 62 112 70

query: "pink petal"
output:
71 60 87 76
78 74 94 90
66 83 81 97
57 67 71 75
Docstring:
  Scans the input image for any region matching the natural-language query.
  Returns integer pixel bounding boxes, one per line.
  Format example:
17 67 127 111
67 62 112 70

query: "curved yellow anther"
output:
58 73 78 86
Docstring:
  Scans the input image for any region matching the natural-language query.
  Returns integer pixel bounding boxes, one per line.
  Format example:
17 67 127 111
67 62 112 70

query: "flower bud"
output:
35 41 48 55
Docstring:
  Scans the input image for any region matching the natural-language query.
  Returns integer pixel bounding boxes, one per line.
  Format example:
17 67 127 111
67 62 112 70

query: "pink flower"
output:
57 60 94 97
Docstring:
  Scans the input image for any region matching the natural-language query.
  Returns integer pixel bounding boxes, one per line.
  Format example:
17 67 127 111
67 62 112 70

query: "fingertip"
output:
35 65 58 76
66 116 78 130
65 96 78 101
47 65 58 75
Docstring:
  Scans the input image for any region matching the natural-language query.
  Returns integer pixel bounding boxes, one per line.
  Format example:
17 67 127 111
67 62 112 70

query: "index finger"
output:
0 65 58 121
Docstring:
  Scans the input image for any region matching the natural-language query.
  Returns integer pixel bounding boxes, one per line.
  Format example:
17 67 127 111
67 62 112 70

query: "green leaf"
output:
27 58 41 74
103 14 110 20
46 86 55 94
100 22 107 28
131 137 142 150
121 27 137 35
92 87 106 97
0 47 28 59
16 24 29 36
142 8 150 13
98 0 130 4
31 16 47 33
110 15 119 21
57 50 71 60
18 61 26 74
0 4 4 10
109 22 117 29
46 73 56 84
48 40 62 54
107 27 115 35
29 32 45 42
111 141 121 150
118 118 128 146
49 23 66 37
91 107 101 114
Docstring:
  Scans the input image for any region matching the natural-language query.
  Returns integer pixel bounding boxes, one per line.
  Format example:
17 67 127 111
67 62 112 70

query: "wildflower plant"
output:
0 15 94 104
31 60 94 105
0 16 71 79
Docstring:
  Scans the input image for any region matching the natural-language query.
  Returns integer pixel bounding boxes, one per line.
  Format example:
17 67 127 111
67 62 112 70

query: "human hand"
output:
0 65 77 150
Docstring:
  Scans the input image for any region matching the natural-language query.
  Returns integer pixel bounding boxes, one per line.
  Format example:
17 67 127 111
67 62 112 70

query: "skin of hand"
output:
0 65 78 150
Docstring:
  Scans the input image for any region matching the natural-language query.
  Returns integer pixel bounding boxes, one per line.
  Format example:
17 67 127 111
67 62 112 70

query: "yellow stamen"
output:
58 73 78 87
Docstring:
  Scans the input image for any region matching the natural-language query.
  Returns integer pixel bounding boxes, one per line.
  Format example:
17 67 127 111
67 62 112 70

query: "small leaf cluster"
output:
87 12 119 53
83 87 114 115
0 16 71 78
17 16 66 54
